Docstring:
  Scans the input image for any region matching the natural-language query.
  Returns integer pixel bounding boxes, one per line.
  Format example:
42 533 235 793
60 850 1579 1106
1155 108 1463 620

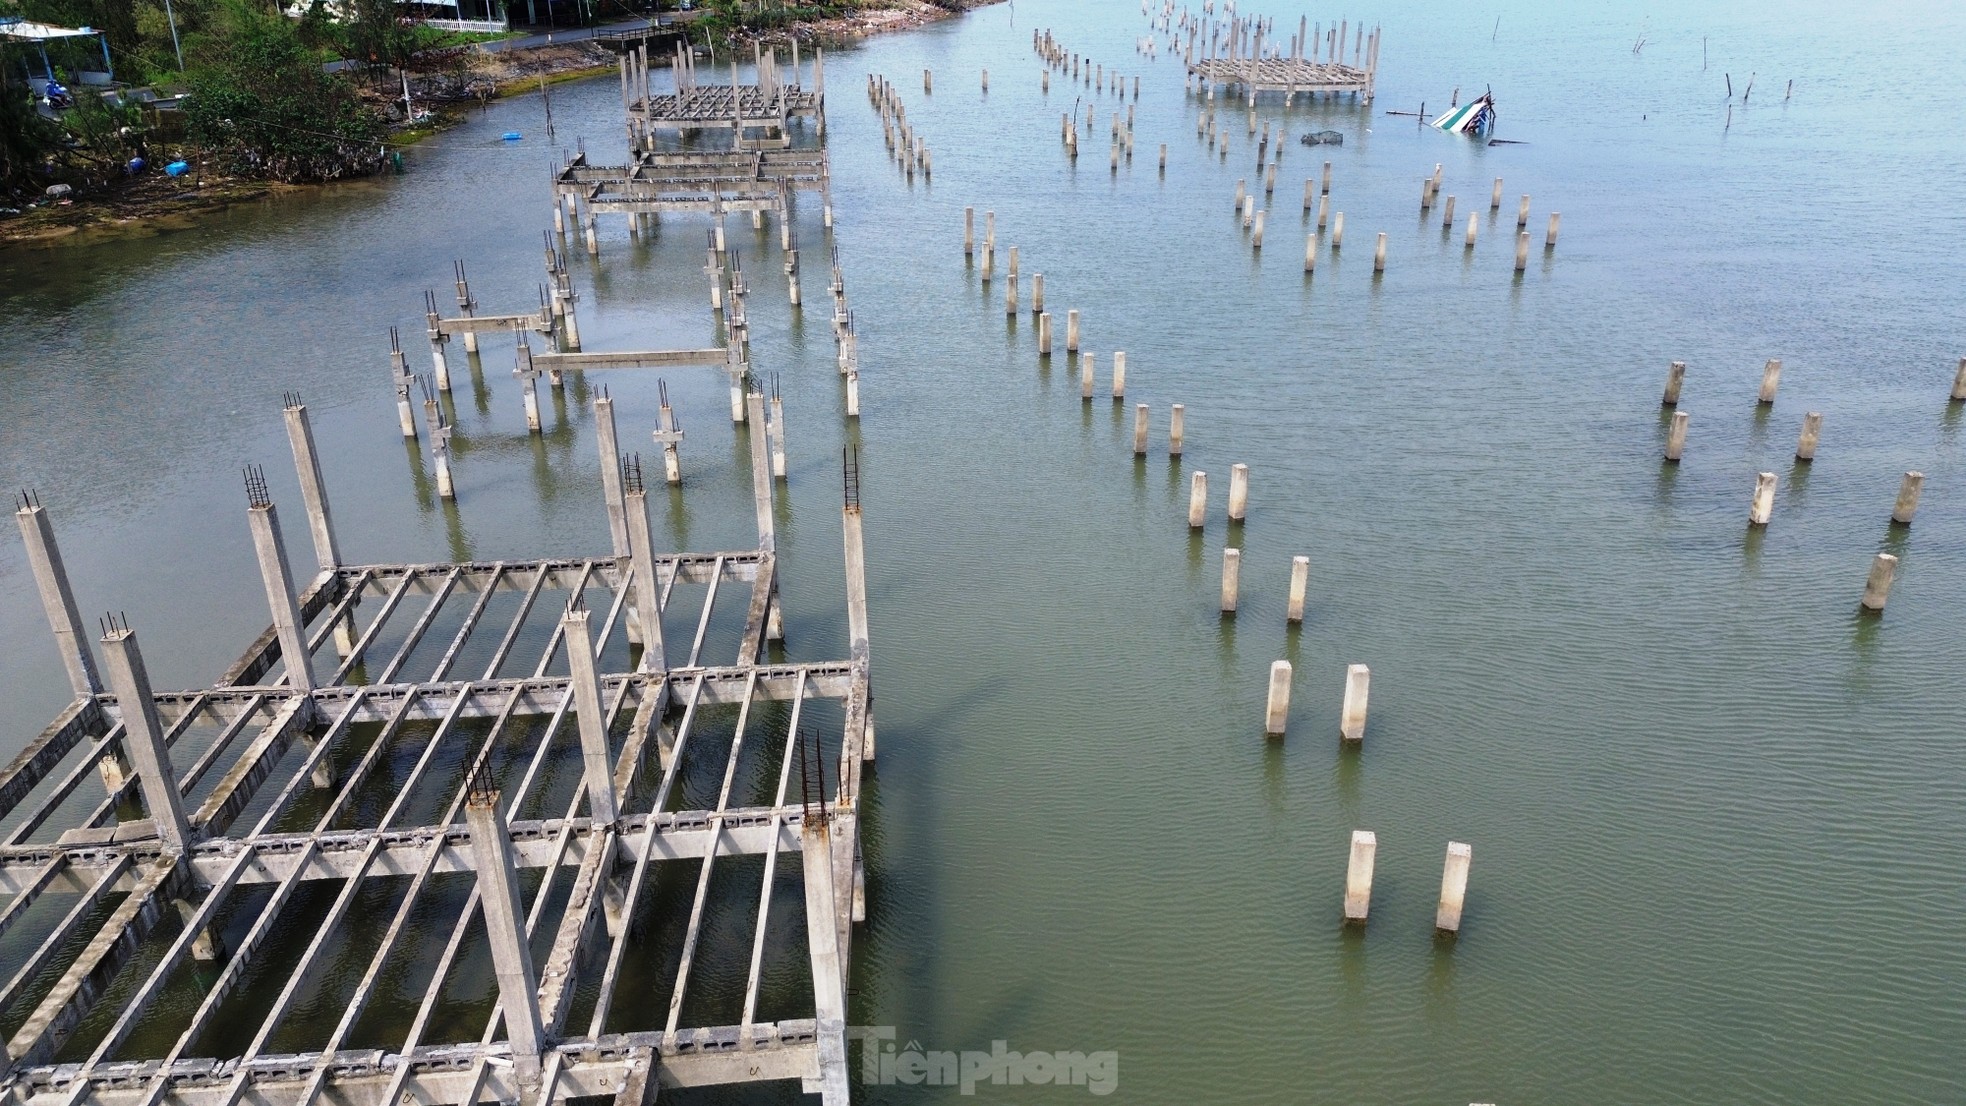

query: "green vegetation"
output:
181 4 387 182
1 0 391 197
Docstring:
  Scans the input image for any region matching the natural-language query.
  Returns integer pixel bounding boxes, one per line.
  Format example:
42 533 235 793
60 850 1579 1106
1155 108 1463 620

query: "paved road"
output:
325 15 689 72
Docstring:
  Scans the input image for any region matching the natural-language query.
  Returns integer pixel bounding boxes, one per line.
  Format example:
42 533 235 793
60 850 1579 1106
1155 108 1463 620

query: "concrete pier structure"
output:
0 439 877 1105
1189 472 1208 528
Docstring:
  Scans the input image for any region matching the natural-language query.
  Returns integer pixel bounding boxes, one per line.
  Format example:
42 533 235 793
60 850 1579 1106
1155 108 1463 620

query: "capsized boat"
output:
1431 91 1497 135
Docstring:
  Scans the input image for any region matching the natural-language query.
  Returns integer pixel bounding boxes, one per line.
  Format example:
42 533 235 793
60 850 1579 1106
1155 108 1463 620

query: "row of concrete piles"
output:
1657 356 1966 611
1002 30 1470 936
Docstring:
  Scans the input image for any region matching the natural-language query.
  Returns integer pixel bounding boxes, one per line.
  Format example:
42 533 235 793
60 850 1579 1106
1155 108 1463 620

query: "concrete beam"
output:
5 856 181 1068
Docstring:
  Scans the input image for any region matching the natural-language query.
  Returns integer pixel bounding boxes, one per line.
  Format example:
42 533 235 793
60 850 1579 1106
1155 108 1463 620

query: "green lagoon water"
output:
2 0 1964 1100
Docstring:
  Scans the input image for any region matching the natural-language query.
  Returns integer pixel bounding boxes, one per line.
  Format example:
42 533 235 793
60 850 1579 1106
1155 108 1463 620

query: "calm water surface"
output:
3 0 1964 1101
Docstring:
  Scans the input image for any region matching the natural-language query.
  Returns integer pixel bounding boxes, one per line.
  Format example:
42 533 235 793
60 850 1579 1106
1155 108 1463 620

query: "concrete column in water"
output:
843 493 871 666
1112 351 1127 399
1662 361 1686 406
1080 352 1096 402
1748 472 1777 527
1758 359 1782 404
282 400 341 573
562 608 619 825
247 485 318 693
1436 842 1472 933
464 792 546 1089
963 207 974 256
1441 195 1456 228
1795 413 1822 462
1861 553 1898 611
1664 411 1690 462
1189 472 1207 528
1228 463 1250 521
1340 663 1370 742
1317 195 1328 230
1331 212 1344 250
1287 555 1309 623
623 481 667 672
1465 212 1478 249
14 499 101 698
1344 830 1376 923
1221 547 1241 613
1546 212 1562 248
1304 233 1317 273
1322 161 1333 194
1516 194 1531 228
99 624 192 850
1514 232 1530 271
1037 312 1052 355
1951 357 1966 402
770 395 790 481
1373 232 1387 272
1264 659 1292 736
1491 177 1503 209
1066 309 1081 352
1132 404 1150 454
1252 210 1266 249
1170 404 1185 456
746 392 776 550
427 324 451 393
1892 471 1924 524
595 394 631 561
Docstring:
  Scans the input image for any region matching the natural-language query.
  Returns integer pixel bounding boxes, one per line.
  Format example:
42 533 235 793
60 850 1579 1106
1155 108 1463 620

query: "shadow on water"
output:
1261 738 1287 813
1333 742 1363 825
1741 522 1766 575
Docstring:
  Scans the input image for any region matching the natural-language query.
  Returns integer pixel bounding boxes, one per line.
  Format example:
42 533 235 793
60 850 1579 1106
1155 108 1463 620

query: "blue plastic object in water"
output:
165 160 189 176
502 132 523 142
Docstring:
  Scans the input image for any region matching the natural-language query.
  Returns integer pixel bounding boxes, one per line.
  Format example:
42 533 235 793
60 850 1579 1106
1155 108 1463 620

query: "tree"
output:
341 0 416 72
182 3 388 181
0 64 63 199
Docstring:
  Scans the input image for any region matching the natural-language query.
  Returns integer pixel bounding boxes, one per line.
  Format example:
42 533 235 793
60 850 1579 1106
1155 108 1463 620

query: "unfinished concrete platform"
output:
1 399 874 1106
622 41 825 151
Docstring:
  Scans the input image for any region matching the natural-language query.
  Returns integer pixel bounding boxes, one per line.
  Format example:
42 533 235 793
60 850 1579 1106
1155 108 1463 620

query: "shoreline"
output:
0 0 1000 252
